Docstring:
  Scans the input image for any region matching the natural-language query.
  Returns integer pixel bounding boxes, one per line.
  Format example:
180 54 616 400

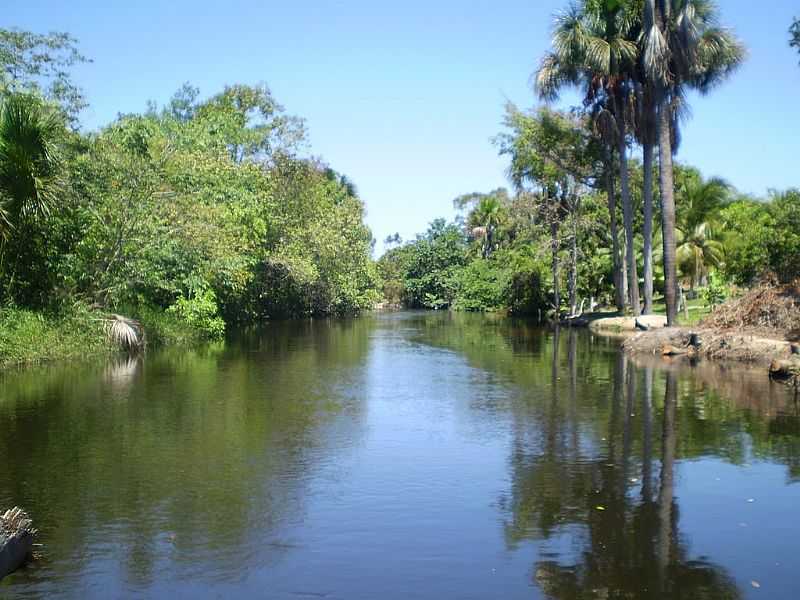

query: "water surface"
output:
1 311 798 598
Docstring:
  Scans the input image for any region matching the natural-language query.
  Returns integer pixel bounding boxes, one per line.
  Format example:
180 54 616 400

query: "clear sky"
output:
6 1 800 253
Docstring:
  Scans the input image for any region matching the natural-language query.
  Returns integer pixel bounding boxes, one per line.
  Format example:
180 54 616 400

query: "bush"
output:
700 273 728 310
167 288 225 339
453 260 508 311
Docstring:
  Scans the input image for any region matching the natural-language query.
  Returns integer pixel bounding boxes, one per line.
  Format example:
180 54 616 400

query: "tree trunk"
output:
568 210 578 316
642 141 655 314
657 371 677 593
657 98 679 326
641 366 653 503
551 220 560 315
604 147 625 312
618 114 641 316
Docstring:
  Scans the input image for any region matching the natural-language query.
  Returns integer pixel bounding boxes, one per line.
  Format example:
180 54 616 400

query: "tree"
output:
633 56 659 313
194 83 306 164
791 17 800 63
676 173 729 234
454 188 510 258
676 222 723 289
0 93 65 304
0 28 90 125
642 0 745 325
0 93 62 232
497 105 598 315
535 0 641 314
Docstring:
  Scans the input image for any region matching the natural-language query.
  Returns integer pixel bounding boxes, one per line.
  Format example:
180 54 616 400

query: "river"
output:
1 311 798 598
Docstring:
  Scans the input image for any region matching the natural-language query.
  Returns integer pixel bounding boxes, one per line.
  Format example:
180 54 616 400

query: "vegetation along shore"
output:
1 5 799 370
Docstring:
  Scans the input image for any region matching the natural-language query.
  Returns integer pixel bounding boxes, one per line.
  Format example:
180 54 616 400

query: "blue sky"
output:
6 0 800 253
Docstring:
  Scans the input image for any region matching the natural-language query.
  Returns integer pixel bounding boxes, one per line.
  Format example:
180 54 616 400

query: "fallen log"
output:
769 358 800 381
0 507 36 581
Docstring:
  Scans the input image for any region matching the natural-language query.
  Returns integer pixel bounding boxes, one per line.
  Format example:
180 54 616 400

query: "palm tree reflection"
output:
507 346 741 598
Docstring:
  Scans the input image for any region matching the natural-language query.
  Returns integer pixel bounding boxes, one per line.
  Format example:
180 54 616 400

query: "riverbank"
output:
621 326 797 366
0 304 206 368
620 281 800 368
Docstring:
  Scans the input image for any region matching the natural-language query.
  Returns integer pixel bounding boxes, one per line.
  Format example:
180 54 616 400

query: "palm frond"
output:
105 314 145 353
0 93 63 222
643 24 671 85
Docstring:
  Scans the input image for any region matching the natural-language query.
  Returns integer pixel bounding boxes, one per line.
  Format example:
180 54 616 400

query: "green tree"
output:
0 93 62 232
791 17 800 63
0 93 64 303
642 0 745 324
676 222 723 290
498 105 600 316
0 28 90 125
676 173 730 234
454 188 510 259
535 0 642 315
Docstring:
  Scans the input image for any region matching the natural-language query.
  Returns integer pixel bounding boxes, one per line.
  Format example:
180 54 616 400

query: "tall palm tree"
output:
0 92 61 237
642 0 745 325
633 72 658 313
536 0 642 314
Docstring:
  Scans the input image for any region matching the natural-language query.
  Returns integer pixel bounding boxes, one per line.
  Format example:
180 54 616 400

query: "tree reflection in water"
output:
508 330 741 599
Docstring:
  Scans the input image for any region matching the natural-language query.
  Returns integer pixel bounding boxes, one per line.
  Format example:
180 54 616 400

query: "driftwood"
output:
0 507 36 581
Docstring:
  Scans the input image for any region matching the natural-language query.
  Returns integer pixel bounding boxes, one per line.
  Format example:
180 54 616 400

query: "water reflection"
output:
413 313 798 598
0 318 372 596
0 312 797 598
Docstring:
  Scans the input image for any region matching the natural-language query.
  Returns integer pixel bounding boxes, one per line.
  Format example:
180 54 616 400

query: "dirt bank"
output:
622 326 796 367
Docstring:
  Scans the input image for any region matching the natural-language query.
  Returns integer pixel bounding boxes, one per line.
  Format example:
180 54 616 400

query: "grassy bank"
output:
0 303 207 368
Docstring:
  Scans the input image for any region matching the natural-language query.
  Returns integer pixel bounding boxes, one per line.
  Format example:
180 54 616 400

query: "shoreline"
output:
621 326 798 368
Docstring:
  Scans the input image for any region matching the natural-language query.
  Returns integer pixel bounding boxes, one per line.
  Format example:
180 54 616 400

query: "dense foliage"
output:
0 29 378 349
379 155 800 316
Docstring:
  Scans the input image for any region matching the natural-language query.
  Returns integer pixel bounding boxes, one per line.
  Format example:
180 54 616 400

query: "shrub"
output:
167 288 225 339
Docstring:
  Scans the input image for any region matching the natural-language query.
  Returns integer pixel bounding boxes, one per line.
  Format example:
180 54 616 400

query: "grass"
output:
650 296 711 326
0 304 112 367
0 302 207 368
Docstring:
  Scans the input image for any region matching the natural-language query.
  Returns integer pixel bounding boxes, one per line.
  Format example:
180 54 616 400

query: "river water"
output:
0 311 798 599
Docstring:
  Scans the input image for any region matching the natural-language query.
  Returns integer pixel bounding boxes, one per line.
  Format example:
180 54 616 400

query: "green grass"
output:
650 296 711 326
0 304 113 367
0 302 208 368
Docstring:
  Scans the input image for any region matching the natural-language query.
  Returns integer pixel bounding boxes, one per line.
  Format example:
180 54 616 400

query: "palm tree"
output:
468 196 506 259
633 71 658 314
0 92 61 237
642 0 745 325
535 0 642 315
676 222 723 289
454 188 510 259
676 174 729 234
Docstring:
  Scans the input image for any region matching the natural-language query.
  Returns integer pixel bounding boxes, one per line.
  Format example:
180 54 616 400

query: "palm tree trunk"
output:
642 141 655 314
657 370 677 593
657 97 679 325
604 147 625 312
551 219 560 315
618 114 641 316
